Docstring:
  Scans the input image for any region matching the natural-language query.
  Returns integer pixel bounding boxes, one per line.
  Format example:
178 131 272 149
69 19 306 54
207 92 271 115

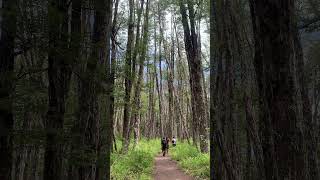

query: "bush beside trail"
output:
170 142 210 180
111 139 209 180
111 139 160 180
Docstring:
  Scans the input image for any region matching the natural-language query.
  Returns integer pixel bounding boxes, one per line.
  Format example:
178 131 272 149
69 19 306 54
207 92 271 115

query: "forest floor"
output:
153 154 194 180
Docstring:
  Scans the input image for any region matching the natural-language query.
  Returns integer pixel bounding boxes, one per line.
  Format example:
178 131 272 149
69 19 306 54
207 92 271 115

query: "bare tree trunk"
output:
75 0 112 179
148 10 157 139
0 0 17 179
44 1 72 179
155 4 164 137
211 0 252 179
249 0 308 179
179 0 208 153
293 30 319 179
122 0 135 153
132 0 150 146
163 33 174 138
104 0 113 178
147 56 155 139
109 0 120 160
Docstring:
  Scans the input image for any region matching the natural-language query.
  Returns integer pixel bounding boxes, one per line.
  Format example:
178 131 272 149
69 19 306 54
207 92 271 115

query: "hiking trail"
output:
153 154 194 180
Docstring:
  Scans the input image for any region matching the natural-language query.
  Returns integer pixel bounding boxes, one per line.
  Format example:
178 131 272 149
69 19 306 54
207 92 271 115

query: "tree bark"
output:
155 4 164 137
104 0 113 178
249 0 308 179
179 0 208 153
74 0 112 179
108 0 120 174
294 29 319 179
0 0 17 179
129 0 145 147
122 0 135 153
132 0 150 146
44 1 72 179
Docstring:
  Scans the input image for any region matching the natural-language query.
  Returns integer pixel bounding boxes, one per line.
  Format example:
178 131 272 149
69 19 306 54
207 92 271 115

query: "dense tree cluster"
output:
0 0 319 179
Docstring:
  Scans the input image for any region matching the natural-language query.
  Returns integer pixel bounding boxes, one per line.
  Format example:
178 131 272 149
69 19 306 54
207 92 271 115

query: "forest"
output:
0 0 319 180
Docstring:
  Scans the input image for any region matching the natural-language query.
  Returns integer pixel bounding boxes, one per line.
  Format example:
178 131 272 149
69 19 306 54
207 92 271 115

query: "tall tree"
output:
127 0 146 149
249 0 308 179
108 0 120 168
44 1 72 179
212 0 256 179
76 0 112 179
132 0 150 146
293 15 319 179
179 0 208 152
164 14 175 138
105 0 113 178
210 0 215 177
68 0 82 179
0 0 17 179
122 0 135 153
156 3 164 137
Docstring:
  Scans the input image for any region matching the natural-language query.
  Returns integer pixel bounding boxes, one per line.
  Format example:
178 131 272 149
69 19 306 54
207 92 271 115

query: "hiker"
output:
172 136 176 147
161 137 167 156
166 137 170 154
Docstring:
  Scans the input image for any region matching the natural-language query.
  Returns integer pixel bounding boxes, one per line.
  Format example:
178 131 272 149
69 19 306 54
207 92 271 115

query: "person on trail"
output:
172 136 176 147
166 137 170 154
161 137 167 156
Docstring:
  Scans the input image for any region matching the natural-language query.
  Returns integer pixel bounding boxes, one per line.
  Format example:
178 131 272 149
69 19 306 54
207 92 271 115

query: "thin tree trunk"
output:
104 0 113 178
109 0 120 157
132 0 150 146
163 35 174 138
147 55 155 139
122 0 135 153
155 4 164 137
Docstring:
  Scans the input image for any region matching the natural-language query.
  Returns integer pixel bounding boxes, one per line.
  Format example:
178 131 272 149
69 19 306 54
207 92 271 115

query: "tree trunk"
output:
179 0 208 152
0 0 17 179
163 32 174 138
147 56 155 139
293 29 319 179
211 0 256 179
132 0 150 146
249 0 307 179
104 0 113 178
44 1 72 179
156 4 164 137
75 0 112 179
129 0 145 147
122 0 135 153
108 0 120 170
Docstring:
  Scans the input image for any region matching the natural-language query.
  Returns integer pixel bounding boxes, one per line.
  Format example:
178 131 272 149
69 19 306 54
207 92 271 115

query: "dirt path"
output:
153 154 194 180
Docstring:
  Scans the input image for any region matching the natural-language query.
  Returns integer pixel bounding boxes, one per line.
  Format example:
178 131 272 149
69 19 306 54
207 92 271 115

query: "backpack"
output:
161 139 166 146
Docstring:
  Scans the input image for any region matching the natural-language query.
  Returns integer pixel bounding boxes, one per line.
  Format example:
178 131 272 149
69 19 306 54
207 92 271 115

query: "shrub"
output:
111 139 160 180
171 142 210 180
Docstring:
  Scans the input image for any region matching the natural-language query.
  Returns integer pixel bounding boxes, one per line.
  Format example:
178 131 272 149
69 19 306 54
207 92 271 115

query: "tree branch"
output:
17 68 48 80
298 16 320 29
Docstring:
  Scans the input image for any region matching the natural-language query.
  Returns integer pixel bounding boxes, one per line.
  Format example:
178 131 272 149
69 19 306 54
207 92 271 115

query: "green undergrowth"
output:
111 139 160 180
170 142 210 179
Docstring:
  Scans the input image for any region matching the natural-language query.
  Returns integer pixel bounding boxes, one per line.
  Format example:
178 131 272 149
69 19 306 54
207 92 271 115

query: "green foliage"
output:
171 142 210 180
111 139 160 180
